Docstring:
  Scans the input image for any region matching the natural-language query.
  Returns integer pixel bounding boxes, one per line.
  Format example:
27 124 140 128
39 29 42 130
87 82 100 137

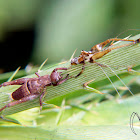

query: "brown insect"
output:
71 38 140 77
0 67 72 112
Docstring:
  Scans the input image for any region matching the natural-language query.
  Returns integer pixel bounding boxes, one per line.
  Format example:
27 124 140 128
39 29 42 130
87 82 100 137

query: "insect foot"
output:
83 79 104 94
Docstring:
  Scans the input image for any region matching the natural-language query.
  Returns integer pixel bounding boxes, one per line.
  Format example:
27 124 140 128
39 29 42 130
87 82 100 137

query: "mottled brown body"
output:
0 68 72 112
11 75 51 100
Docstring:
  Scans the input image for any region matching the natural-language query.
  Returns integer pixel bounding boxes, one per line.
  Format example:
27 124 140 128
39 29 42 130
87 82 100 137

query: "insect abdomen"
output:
12 83 30 100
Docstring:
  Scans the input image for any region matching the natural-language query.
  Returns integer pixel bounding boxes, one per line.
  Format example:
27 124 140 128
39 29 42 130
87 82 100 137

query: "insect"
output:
0 67 72 112
71 38 140 77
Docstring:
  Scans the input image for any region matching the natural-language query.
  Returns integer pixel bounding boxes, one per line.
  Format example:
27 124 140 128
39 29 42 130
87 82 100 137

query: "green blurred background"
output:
0 0 140 72
0 1 140 139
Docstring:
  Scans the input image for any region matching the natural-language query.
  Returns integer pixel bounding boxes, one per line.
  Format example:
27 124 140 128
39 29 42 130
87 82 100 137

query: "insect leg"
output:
83 79 104 94
53 67 68 71
90 38 136 53
74 54 86 78
0 78 31 87
90 48 111 61
35 72 41 77
51 67 68 77
0 94 40 112
75 65 85 78
55 74 72 86
90 38 140 62
39 88 46 110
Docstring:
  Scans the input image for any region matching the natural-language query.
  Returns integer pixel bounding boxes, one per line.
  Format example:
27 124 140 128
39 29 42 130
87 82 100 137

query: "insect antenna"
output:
105 64 134 96
97 64 121 97
115 29 140 38
97 63 134 97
